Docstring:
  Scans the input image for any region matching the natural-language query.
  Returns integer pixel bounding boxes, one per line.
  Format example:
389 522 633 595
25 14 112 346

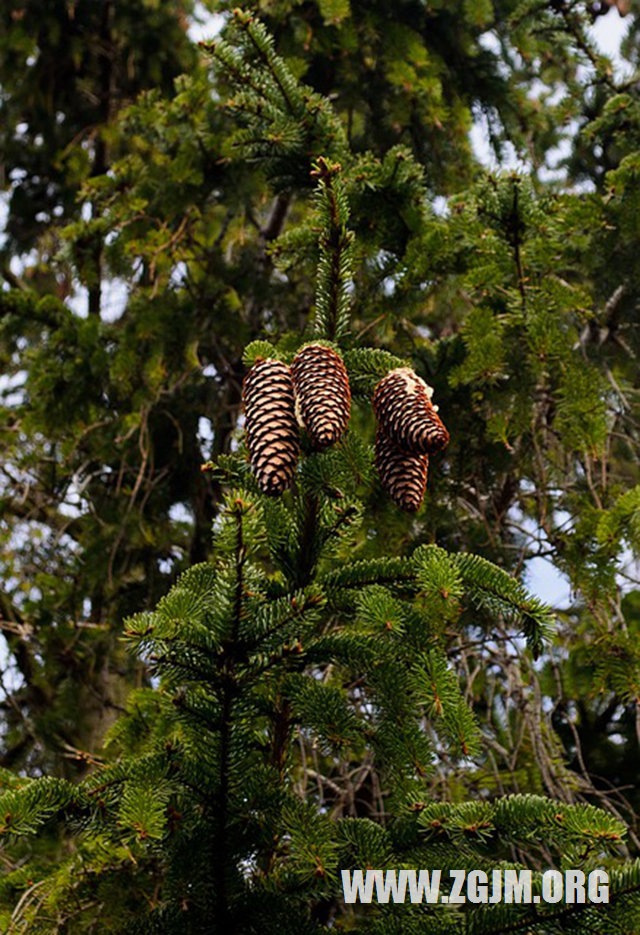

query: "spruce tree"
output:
0 13 639 932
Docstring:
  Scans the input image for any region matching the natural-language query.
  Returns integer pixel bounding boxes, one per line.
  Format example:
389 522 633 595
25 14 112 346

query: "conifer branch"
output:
312 158 354 343
213 498 248 933
320 557 415 591
508 176 526 312
293 493 321 589
471 876 640 935
452 551 554 658
0 290 69 328
234 12 302 119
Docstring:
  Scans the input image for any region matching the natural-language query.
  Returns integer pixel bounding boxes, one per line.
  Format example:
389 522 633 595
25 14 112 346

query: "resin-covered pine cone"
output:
242 358 299 496
372 367 449 455
291 343 351 448
375 428 428 512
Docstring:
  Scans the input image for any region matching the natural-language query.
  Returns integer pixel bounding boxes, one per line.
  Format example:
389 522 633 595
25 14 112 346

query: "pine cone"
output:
291 344 351 448
375 428 428 512
372 367 449 455
242 358 299 496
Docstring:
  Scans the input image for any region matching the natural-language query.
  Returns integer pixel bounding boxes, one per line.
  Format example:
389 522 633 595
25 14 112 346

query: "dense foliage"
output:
0 1 638 932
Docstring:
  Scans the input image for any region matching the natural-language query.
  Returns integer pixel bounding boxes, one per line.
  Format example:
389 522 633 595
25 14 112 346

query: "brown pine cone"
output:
375 428 428 512
291 343 351 448
372 367 449 455
242 358 299 496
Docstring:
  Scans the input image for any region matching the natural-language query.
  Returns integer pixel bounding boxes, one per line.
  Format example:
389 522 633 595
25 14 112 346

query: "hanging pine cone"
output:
242 358 299 496
372 367 449 454
375 428 428 512
291 343 351 448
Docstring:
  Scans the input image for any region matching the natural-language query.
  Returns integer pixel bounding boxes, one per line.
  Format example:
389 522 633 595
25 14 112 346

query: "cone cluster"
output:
242 345 351 495
242 358 299 496
242 354 448 510
373 367 449 512
291 344 351 448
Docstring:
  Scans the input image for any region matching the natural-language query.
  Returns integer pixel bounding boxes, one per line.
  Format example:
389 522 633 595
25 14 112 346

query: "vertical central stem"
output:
214 504 246 932
295 493 320 589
